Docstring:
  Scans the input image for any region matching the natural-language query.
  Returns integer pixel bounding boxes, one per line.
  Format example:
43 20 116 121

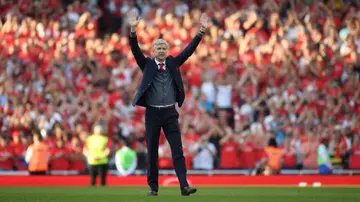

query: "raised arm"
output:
127 11 146 70
175 13 210 66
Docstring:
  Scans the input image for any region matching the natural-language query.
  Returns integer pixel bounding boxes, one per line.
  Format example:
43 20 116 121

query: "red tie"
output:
159 63 165 72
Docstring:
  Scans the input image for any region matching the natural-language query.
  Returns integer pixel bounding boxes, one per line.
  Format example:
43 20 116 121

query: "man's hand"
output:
199 13 210 33
127 10 140 30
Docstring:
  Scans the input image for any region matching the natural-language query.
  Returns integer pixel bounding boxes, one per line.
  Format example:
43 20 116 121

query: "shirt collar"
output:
154 58 165 66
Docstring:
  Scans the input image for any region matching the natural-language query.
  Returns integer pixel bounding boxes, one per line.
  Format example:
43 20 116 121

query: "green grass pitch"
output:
0 187 359 202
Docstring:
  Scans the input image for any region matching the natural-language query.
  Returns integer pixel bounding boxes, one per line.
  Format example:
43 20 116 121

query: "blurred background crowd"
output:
0 0 360 173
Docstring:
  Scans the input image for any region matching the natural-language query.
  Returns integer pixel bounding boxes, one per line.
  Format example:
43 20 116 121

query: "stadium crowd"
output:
0 0 360 174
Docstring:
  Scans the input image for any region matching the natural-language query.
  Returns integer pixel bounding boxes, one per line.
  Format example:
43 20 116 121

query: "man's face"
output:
153 44 168 61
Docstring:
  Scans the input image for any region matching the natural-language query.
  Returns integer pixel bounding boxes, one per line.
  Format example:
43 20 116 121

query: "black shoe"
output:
181 186 197 196
147 190 158 196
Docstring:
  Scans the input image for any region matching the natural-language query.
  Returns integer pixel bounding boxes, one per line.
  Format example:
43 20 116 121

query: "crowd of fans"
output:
0 0 360 173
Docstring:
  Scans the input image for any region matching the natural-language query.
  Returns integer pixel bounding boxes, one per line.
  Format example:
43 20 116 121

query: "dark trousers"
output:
29 171 47 175
89 164 108 186
145 105 189 191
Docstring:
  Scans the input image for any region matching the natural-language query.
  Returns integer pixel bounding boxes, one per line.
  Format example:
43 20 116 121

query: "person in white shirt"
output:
201 78 216 105
216 84 232 109
191 135 217 170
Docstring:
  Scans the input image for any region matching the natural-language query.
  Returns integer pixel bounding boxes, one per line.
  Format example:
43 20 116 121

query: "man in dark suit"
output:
127 11 210 196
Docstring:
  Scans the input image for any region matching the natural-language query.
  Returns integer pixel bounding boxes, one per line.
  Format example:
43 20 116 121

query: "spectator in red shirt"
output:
47 123 65 149
239 131 256 169
182 123 200 148
0 135 15 170
158 141 172 169
49 139 71 170
9 131 29 170
282 136 297 169
219 127 240 168
10 132 24 156
69 136 86 172
350 135 360 169
182 124 199 169
301 131 319 169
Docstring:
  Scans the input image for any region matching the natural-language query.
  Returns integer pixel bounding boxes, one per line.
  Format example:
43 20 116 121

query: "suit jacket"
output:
129 33 203 107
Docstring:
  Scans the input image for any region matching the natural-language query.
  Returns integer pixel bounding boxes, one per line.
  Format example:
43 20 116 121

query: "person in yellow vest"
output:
263 137 283 175
25 130 49 175
83 125 111 186
253 137 283 176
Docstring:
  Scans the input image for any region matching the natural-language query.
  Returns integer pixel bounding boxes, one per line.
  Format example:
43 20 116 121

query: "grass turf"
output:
0 187 359 202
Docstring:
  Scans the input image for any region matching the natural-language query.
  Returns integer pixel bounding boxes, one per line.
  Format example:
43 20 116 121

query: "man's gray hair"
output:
152 39 169 50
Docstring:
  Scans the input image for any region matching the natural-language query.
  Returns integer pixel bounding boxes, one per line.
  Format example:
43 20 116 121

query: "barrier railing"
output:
1 169 360 176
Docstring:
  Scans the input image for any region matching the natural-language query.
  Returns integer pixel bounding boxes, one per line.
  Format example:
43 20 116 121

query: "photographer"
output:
191 134 217 170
